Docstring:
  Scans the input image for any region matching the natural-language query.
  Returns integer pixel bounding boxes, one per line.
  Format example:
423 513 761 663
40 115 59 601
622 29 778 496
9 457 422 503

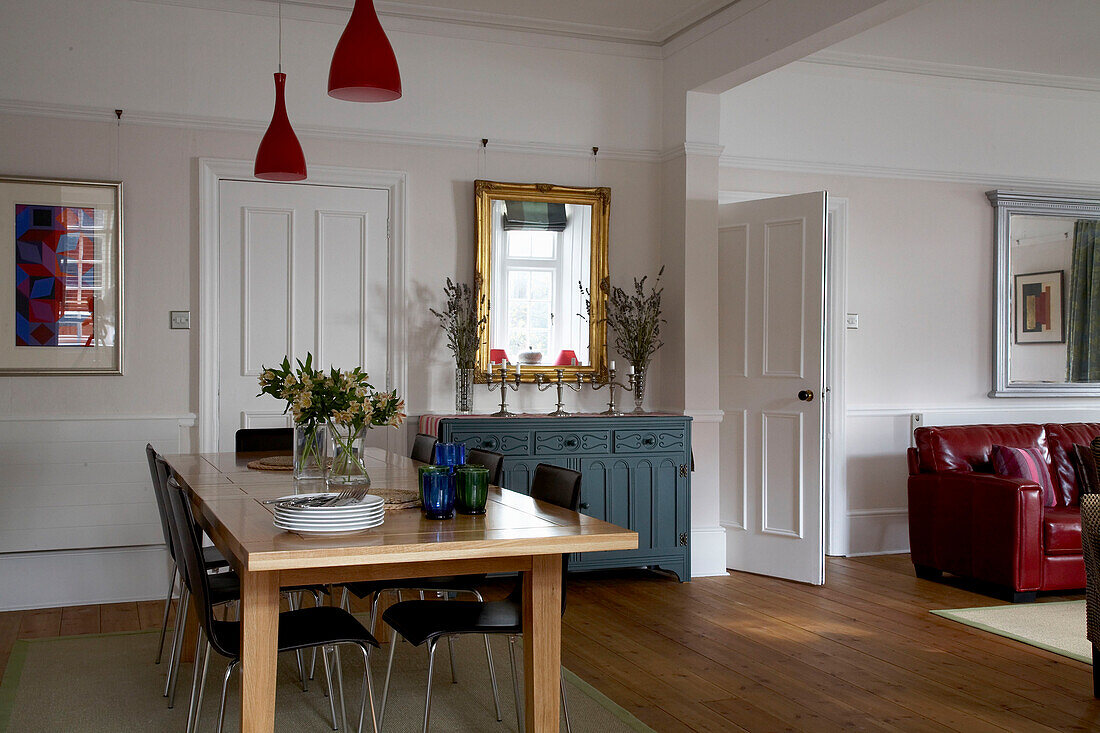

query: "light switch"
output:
170 311 191 330
845 313 859 330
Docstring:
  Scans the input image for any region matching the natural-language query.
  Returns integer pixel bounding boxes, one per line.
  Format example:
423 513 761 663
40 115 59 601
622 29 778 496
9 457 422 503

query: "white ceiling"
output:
818 0 1100 81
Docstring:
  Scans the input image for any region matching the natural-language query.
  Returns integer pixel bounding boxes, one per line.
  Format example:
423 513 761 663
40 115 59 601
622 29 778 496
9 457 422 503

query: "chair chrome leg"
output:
484 635 502 722
423 640 438 733
380 633 400 729
334 645 350 733
166 587 190 705
341 585 350 611
187 638 211 733
356 643 379 733
322 645 339 731
164 586 189 698
560 668 572 733
369 591 382 638
184 629 205 732
155 567 176 664
310 590 323 680
447 636 458 684
508 635 523 733
216 659 239 733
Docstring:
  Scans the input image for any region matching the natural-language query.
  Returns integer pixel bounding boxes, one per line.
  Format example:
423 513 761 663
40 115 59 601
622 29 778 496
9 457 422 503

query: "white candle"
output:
610 360 616 371
516 363 522 374
629 364 635 375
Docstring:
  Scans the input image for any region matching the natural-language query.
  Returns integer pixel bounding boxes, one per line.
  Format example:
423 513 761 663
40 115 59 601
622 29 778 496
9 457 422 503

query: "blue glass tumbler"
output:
421 465 455 520
433 441 467 471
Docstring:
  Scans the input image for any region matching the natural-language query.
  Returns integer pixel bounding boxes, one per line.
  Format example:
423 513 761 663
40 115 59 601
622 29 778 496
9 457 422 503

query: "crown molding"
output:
0 98 662 163
133 0 738 58
803 50 1100 94
719 153 1100 195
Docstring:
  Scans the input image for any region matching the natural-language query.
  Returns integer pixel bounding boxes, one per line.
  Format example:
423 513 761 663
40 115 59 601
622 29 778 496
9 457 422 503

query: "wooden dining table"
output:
165 447 638 733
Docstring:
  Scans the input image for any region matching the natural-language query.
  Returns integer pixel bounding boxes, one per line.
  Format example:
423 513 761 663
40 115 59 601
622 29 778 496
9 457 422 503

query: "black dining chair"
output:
411 433 438 464
152 454 325 710
234 427 293 453
467 448 505 486
163 473 381 733
378 463 581 732
146 445 231 703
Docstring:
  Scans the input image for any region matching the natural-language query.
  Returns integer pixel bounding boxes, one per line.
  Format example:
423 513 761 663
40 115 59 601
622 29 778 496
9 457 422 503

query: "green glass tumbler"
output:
455 464 490 515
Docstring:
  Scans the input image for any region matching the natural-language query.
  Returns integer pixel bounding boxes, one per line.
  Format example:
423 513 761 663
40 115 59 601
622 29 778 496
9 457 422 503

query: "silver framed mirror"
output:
989 189 1100 396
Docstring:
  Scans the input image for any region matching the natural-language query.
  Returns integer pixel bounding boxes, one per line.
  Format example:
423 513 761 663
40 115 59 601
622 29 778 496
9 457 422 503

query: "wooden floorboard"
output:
4 555 1100 731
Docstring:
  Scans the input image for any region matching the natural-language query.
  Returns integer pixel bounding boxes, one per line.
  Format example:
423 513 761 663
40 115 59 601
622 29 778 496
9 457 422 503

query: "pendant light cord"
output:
278 2 283 72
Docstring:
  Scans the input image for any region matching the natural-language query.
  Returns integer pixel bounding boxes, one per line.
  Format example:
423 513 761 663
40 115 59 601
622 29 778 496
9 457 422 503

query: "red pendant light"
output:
255 72 307 181
255 4 306 181
328 0 402 102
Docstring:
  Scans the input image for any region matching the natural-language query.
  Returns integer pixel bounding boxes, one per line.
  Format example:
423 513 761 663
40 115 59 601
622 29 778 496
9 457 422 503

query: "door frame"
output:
198 158 408 453
719 190 850 557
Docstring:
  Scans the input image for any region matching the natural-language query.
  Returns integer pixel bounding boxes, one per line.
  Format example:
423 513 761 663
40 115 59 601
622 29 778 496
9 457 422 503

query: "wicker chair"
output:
1081 492 1100 697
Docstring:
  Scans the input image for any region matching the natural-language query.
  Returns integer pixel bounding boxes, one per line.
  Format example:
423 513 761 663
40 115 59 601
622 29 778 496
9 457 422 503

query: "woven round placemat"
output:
246 456 294 471
373 487 420 509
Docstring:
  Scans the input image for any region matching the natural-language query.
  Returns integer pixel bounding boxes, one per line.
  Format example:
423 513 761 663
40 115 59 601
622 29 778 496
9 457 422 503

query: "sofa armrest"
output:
908 471 1043 591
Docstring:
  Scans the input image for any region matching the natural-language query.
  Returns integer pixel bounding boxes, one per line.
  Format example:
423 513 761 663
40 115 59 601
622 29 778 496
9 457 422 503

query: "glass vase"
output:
293 421 328 480
455 367 474 414
631 364 647 413
326 422 371 488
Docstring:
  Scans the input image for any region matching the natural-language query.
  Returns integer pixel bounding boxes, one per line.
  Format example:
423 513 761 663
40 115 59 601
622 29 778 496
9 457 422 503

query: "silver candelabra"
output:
588 365 637 416
485 364 522 417
534 369 586 417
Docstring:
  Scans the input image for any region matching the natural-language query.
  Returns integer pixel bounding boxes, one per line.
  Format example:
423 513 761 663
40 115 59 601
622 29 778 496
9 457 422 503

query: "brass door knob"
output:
798 390 814 402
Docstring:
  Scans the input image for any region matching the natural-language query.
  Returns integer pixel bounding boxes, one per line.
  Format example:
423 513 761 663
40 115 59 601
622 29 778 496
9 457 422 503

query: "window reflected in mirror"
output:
490 199 591 366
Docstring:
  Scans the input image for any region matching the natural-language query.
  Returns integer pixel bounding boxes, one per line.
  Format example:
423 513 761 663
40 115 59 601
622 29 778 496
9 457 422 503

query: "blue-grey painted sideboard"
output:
431 414 691 581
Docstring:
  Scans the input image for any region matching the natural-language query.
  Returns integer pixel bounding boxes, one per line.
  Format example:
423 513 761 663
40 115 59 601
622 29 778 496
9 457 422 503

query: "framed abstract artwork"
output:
0 176 122 374
1014 269 1064 344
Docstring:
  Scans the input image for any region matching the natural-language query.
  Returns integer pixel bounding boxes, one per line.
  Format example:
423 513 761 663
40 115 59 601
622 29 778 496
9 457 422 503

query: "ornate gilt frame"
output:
475 179 610 383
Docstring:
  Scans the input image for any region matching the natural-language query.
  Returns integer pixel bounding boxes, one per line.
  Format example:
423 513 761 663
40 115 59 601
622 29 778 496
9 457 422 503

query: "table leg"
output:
522 554 562 732
240 570 280 733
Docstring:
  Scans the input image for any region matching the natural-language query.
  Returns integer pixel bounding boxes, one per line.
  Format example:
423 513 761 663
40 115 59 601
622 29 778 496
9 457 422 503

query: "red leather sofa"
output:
907 422 1099 602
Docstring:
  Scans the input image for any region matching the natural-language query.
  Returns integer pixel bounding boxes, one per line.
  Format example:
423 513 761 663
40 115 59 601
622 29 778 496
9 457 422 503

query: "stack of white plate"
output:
271 493 385 536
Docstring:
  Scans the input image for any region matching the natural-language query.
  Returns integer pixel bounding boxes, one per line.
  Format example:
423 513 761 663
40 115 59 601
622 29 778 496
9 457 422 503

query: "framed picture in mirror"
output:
1013 270 1064 344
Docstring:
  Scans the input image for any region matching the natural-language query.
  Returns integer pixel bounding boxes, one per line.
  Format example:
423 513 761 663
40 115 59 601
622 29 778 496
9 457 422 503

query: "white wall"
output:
718 61 1100 556
0 0 667 608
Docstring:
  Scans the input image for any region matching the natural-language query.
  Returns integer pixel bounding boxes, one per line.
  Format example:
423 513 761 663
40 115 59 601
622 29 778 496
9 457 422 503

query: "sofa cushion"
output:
992 445 1057 507
1043 506 1082 555
1073 444 1099 496
914 424 1048 474
1044 423 1100 506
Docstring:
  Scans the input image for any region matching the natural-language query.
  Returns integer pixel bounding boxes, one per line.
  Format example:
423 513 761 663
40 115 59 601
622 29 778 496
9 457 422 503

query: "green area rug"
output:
0 627 652 732
932 600 1090 664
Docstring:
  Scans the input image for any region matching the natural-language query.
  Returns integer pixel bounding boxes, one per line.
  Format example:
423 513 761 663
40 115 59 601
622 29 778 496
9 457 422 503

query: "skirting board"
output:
847 507 909 557
691 526 729 577
0 545 170 612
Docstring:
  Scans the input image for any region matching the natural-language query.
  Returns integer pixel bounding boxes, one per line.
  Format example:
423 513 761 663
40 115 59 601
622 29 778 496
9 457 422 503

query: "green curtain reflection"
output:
1067 220 1100 381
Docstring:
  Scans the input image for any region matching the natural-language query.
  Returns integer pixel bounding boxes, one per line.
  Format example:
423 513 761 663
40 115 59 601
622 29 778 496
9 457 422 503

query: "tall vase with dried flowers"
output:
583 267 665 412
430 278 488 414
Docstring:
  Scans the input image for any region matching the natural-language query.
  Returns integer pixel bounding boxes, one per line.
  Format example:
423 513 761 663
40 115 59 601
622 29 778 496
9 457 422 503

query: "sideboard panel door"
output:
434 415 691 580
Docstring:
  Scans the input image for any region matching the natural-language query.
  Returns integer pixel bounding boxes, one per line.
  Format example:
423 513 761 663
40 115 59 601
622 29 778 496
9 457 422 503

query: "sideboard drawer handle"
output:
564 438 579 448
482 438 498 450
642 436 657 447
579 502 589 510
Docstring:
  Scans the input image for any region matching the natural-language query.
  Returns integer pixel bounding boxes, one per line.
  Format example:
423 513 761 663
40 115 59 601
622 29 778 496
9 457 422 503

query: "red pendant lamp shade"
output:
255 72 307 181
328 0 402 102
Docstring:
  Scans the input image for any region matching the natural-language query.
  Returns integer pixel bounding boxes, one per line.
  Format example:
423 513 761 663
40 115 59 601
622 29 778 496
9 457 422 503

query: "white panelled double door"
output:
216 180 390 452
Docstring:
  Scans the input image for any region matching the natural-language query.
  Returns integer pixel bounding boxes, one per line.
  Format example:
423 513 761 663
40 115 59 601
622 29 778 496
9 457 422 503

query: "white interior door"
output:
217 180 390 452
718 191 827 585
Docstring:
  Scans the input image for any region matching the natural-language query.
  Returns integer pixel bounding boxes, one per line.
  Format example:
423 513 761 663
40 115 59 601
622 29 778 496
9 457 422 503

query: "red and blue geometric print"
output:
15 204 99 347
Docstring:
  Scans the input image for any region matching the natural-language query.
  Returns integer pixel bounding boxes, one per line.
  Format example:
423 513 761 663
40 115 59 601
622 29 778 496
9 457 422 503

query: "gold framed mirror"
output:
474 180 610 383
